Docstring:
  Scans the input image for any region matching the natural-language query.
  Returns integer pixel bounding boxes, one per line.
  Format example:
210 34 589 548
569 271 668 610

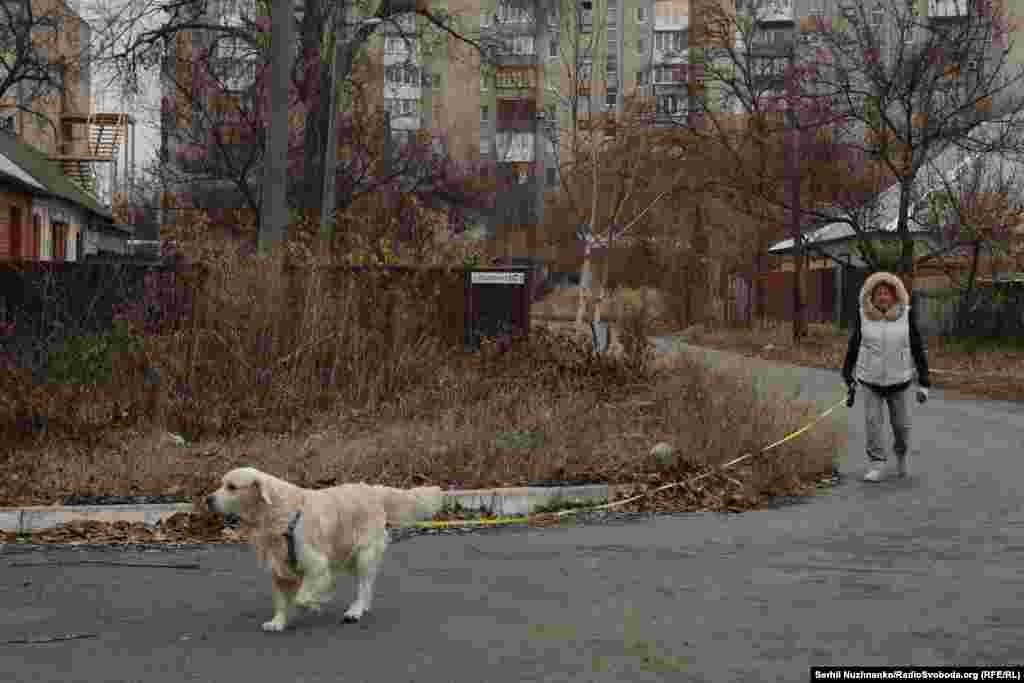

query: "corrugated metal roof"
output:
0 151 46 190
770 120 1024 254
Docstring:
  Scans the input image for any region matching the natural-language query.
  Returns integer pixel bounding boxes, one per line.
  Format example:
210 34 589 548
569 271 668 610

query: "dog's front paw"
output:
342 608 367 623
262 618 288 632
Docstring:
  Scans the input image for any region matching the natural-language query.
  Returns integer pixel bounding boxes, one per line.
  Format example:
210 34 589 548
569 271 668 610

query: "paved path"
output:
3 339 1023 682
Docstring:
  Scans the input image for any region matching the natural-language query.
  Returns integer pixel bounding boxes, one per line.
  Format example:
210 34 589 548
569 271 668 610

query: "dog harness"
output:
285 511 302 573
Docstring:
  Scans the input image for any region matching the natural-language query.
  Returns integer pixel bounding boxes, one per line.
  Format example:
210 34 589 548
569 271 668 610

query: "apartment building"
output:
0 0 132 261
158 0 729 259
730 0 1010 146
0 0 135 202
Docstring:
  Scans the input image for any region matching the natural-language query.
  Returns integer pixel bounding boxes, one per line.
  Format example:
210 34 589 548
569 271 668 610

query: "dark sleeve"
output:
909 305 931 388
841 311 861 384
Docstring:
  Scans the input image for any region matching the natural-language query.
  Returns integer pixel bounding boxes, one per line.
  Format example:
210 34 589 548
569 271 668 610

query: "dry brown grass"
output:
682 317 1024 403
0 265 840 513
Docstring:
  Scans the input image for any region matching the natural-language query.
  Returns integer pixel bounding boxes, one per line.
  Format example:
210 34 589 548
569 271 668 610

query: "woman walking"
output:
842 271 932 482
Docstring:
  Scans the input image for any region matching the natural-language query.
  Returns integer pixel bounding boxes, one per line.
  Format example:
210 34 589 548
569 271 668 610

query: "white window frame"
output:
384 37 407 54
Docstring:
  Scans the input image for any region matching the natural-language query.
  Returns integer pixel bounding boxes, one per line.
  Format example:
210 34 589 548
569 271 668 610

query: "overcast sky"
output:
80 0 161 186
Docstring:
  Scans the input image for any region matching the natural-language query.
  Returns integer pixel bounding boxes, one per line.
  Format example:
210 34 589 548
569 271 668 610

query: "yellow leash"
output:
413 394 849 530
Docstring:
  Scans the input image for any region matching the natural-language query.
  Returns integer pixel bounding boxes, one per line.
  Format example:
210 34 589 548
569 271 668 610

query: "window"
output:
808 0 824 14
606 87 618 108
496 68 535 88
480 9 491 27
385 98 420 117
386 65 422 85
654 31 684 52
496 2 532 23
654 66 680 83
219 0 254 27
637 37 646 54
8 206 21 259
212 35 257 91
637 6 647 22
31 214 40 259
481 105 489 123
546 166 557 187
481 72 489 91
549 37 558 57
385 37 407 54
658 94 684 114
637 69 647 86
52 222 67 261
509 35 535 55
480 135 490 154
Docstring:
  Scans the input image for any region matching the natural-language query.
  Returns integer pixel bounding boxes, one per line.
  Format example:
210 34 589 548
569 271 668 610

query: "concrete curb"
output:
0 485 624 534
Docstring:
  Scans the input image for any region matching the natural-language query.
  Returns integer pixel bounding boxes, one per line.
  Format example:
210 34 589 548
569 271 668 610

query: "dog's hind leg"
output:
294 549 336 612
342 529 388 623
263 574 300 632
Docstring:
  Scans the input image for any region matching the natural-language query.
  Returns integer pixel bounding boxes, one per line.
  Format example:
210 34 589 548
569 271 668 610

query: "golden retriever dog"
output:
206 467 443 632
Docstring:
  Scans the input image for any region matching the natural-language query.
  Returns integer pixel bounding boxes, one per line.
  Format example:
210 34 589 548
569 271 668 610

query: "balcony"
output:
654 1 689 30
653 44 687 65
495 131 535 163
737 0 794 24
929 0 968 19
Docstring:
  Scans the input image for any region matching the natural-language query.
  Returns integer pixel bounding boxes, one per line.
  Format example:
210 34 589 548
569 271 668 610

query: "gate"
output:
464 268 532 350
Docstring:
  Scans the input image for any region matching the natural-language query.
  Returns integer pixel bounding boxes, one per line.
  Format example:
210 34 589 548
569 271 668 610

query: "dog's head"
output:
206 467 275 518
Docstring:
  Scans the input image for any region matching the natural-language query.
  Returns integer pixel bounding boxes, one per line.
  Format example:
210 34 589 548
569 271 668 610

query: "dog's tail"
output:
381 486 444 526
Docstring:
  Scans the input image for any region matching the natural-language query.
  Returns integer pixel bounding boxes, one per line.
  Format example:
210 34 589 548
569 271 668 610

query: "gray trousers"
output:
863 384 911 462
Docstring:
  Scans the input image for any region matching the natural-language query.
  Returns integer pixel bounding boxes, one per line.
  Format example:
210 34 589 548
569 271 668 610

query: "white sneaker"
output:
863 465 886 482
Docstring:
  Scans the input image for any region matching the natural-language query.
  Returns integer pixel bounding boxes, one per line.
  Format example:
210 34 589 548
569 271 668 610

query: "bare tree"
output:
699 0 1024 282
0 0 90 144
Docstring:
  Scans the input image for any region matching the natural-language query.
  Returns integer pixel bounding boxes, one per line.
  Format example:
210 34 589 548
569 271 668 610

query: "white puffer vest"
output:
856 305 915 386
855 271 915 387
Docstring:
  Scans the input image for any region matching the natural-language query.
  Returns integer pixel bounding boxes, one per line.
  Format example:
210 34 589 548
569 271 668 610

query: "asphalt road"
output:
3 339 1023 682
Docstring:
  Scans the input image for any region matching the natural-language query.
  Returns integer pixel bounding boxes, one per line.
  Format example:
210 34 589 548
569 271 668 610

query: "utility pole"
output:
259 0 295 254
787 42 805 343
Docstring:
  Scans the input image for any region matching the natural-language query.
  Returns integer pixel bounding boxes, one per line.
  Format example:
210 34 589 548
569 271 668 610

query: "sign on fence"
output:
465 269 532 350
470 271 526 285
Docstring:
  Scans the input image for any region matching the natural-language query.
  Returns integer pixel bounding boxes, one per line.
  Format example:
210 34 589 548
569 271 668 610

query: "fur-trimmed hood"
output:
859 271 910 322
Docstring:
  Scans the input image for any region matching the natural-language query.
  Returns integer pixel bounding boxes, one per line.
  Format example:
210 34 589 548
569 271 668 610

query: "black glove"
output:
845 379 857 407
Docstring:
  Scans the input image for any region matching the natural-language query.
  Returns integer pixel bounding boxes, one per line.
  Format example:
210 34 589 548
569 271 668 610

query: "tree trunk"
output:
258 0 296 253
897 177 915 277
575 132 602 330
692 200 708 325
301 0 328 212
790 113 805 344
957 239 982 333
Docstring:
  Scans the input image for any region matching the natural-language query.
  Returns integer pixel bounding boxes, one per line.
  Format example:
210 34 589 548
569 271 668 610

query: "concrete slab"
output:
0 487 625 533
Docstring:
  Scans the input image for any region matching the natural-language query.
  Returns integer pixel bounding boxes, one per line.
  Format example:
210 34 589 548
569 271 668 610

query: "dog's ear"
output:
257 475 274 506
